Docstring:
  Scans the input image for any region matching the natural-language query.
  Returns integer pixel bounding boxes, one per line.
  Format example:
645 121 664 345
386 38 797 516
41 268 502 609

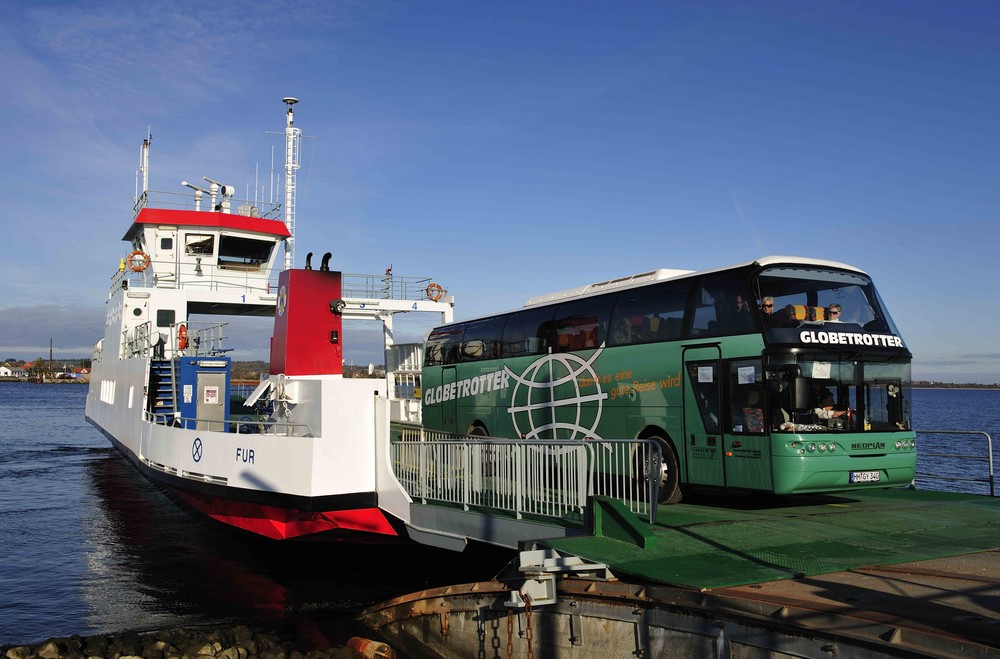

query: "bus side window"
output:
425 324 466 366
502 306 555 357
552 295 615 352
610 282 687 345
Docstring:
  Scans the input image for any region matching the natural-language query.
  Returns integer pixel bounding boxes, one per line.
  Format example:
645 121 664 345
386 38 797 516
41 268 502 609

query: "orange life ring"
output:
128 250 150 272
426 282 444 302
177 324 188 350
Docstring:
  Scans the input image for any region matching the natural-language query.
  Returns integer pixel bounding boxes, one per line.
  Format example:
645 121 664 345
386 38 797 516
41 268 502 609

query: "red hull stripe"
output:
177 491 398 540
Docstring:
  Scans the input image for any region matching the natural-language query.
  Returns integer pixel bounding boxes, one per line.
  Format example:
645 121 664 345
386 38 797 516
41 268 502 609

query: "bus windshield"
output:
764 354 912 434
754 265 903 341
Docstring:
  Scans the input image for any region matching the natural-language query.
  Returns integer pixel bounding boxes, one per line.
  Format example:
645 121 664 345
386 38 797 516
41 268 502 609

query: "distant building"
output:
0 364 28 378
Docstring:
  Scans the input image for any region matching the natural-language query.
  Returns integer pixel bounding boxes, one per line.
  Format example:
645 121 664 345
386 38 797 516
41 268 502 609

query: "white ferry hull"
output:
85 358 407 541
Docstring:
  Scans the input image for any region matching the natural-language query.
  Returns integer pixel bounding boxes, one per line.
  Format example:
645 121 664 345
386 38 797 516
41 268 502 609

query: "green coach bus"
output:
420 256 915 504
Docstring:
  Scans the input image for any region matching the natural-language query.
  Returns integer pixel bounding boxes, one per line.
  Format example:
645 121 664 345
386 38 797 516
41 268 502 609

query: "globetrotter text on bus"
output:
799 331 904 347
423 369 511 405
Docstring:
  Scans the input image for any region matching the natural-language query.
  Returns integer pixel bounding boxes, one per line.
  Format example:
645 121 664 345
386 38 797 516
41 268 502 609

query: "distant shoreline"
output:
915 386 999 391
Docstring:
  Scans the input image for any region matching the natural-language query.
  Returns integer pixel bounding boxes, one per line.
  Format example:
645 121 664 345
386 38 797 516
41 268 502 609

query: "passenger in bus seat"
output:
611 320 630 345
761 296 780 324
734 390 764 433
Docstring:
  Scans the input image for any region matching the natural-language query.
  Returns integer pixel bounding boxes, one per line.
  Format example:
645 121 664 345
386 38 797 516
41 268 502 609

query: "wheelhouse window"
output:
185 234 215 255
218 235 274 270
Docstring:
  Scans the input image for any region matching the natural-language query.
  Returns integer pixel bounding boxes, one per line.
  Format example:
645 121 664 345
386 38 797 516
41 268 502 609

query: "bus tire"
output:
650 436 683 504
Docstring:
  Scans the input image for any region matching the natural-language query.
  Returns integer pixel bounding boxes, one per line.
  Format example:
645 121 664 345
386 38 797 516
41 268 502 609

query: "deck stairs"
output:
150 359 177 421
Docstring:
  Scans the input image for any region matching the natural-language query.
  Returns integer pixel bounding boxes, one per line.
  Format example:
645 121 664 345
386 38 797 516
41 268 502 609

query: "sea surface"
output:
0 383 996 647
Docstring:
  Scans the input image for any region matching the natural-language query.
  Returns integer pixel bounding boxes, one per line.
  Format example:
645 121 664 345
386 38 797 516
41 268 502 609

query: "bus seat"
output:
790 304 808 321
813 306 826 321
663 317 682 339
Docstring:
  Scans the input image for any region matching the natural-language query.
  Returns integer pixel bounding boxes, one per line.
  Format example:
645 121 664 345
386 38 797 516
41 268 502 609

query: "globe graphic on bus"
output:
505 348 609 440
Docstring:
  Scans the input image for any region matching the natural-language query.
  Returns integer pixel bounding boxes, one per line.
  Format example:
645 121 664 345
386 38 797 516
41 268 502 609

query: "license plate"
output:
850 470 881 483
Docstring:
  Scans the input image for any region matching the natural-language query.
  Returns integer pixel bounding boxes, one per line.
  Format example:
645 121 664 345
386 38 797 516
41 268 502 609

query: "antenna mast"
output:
135 130 151 205
282 97 301 270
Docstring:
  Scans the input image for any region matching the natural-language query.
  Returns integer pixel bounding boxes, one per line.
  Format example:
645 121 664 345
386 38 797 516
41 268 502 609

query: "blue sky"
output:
0 1 997 383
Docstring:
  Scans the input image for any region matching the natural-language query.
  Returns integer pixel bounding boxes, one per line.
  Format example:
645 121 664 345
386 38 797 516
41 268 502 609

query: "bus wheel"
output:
650 436 683 504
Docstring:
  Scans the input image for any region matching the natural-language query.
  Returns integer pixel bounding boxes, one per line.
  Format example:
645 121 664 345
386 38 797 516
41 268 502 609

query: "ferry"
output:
85 98 454 542
84 100 1000 657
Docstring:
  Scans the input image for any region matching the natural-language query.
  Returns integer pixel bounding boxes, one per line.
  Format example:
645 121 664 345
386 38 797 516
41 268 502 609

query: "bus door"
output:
682 345 725 487
441 366 459 434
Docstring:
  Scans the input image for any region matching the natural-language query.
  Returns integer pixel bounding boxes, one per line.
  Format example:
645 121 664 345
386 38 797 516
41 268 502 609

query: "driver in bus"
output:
826 303 844 322
815 393 849 420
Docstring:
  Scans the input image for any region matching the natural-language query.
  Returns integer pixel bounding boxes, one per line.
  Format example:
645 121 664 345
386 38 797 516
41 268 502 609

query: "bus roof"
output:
523 255 867 307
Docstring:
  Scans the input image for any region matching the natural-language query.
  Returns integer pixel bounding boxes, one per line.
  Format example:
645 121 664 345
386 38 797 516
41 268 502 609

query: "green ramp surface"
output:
540 488 1000 590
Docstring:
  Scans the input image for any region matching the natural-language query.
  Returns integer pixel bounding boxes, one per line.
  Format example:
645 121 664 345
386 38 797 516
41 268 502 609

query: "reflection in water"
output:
83 450 514 648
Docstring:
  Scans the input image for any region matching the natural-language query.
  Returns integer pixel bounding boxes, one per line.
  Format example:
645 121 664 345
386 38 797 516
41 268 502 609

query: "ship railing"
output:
133 190 282 220
178 321 230 357
341 272 438 301
123 321 155 358
146 410 314 437
391 429 660 527
111 255 281 295
915 429 995 497
121 321 231 359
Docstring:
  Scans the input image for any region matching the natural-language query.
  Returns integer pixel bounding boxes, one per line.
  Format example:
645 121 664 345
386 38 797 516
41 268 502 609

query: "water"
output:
0 383 513 648
913 388 999 495
0 383 996 647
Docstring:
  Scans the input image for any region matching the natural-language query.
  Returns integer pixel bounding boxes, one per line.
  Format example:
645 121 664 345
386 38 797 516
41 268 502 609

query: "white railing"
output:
133 190 282 220
391 429 661 526
145 410 314 437
113 255 281 295
341 272 437 300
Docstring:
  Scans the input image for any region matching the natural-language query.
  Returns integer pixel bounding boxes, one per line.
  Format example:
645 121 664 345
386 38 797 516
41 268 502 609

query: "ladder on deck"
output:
150 359 178 421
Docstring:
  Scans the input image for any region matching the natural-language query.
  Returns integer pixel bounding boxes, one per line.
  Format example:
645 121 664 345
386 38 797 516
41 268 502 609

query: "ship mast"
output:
282 97 301 270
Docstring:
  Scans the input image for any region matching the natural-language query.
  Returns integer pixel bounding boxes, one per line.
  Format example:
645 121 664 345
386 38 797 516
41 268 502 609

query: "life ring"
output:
128 250 150 272
177 324 188 350
426 282 444 302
